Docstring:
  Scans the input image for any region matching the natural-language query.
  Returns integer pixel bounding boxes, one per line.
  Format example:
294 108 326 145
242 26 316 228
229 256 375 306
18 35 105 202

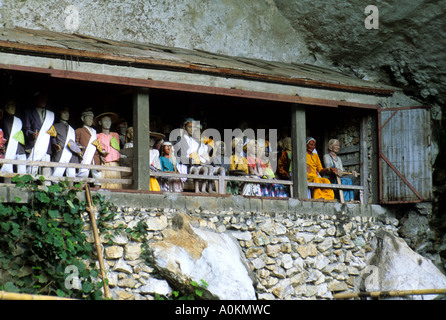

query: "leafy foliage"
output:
155 279 209 300
0 175 113 299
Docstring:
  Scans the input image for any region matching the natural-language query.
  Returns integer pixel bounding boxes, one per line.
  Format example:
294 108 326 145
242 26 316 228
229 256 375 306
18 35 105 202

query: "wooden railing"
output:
0 159 132 185
0 159 364 203
150 171 294 196
307 182 364 203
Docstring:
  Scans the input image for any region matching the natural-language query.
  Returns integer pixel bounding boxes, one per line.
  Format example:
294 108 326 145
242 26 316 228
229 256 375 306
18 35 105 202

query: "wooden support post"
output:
133 88 151 190
218 175 226 195
290 104 308 199
370 112 379 204
360 115 370 204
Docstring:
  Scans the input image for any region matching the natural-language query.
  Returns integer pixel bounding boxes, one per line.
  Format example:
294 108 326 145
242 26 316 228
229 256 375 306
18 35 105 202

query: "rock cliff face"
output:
1 0 445 267
2 0 444 105
275 0 446 105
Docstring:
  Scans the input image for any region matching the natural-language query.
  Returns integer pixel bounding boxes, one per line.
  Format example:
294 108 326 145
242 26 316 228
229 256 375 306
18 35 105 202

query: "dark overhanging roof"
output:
0 27 396 97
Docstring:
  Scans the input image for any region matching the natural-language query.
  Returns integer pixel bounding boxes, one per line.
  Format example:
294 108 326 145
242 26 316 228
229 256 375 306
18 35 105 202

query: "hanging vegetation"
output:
0 175 114 299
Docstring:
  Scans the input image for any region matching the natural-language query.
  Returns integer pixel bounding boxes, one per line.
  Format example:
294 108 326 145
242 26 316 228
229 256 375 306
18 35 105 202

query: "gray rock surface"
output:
151 213 257 300
362 230 446 299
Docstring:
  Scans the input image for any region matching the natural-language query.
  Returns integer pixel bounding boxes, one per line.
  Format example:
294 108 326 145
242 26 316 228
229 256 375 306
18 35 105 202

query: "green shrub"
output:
0 175 112 299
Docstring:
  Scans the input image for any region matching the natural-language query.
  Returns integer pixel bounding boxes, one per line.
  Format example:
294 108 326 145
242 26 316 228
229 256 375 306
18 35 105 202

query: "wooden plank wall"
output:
379 107 432 203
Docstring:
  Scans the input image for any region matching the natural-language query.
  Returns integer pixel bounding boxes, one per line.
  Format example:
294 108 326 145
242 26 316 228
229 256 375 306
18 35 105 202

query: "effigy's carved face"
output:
184 122 193 136
306 140 316 153
5 102 16 115
163 144 172 156
82 113 94 127
330 140 340 153
100 116 112 130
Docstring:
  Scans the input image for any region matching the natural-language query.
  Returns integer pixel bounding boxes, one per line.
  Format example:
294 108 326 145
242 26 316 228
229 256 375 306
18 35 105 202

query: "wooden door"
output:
378 106 432 203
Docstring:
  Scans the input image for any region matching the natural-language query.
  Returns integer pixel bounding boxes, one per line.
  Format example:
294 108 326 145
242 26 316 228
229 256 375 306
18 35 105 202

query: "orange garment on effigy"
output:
306 152 334 200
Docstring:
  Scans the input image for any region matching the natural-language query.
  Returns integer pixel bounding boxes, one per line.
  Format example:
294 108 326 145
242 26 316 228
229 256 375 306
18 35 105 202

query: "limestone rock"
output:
146 216 168 231
229 230 252 241
105 246 124 259
296 243 318 259
328 280 349 292
138 278 172 296
125 243 142 261
117 277 137 288
115 291 135 300
151 213 257 300
112 231 129 245
113 258 133 274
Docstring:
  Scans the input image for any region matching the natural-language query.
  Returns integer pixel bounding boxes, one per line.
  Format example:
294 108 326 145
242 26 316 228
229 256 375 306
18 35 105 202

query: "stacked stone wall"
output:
88 199 399 300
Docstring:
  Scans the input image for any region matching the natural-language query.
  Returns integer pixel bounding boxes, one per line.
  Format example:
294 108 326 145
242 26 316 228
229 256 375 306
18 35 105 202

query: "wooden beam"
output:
0 34 396 95
290 104 308 199
132 88 151 190
0 63 381 110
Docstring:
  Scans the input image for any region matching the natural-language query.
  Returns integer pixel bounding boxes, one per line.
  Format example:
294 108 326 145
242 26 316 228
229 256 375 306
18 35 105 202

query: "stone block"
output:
138 278 172 296
252 230 270 246
310 201 325 213
185 196 202 211
145 215 168 231
6 187 30 203
125 243 142 260
328 280 349 292
266 244 281 257
115 290 135 300
249 198 262 212
112 231 129 245
141 193 167 209
117 277 138 288
226 195 247 211
166 193 186 210
0 186 9 202
105 246 124 259
296 243 317 259
113 258 133 274
271 198 289 213
261 199 274 213
287 198 301 212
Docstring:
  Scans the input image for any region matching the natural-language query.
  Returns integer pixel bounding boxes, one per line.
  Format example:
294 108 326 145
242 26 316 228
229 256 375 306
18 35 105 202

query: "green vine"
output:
0 175 114 300
155 279 209 300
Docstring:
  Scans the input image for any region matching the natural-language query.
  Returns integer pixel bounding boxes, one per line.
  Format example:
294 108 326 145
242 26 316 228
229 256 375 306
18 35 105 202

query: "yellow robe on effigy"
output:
150 177 161 191
306 152 334 200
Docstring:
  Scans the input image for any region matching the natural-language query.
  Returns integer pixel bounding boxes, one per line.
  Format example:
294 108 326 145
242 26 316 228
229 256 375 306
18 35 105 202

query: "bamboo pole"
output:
333 288 446 299
343 171 360 176
0 290 75 300
85 184 111 300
